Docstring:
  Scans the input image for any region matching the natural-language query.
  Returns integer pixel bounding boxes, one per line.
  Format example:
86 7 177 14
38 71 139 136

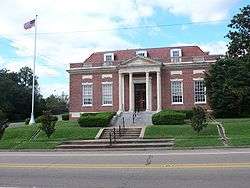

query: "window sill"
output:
102 104 113 107
171 102 183 105
82 105 93 107
194 102 206 104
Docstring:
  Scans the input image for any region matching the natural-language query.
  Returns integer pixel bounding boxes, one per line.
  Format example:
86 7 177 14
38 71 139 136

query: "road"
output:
0 149 250 188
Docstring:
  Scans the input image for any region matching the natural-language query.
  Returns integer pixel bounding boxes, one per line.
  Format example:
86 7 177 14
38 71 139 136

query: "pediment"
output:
120 56 162 67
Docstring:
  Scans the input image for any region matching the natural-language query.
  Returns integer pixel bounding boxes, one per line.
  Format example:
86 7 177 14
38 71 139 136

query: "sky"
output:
0 0 249 97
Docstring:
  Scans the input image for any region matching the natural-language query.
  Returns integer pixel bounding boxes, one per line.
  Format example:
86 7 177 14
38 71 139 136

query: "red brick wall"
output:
69 67 208 119
69 72 119 119
161 68 207 110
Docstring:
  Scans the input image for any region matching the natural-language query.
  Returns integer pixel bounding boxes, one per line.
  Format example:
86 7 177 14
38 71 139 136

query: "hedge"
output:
62 113 69 121
78 112 116 127
175 109 193 119
152 110 186 125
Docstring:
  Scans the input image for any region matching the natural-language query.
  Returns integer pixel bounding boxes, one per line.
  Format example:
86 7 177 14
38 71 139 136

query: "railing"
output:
109 117 126 146
132 110 139 124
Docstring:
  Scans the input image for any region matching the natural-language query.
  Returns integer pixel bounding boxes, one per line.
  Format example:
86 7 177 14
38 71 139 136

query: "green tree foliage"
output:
205 56 250 117
45 93 68 115
0 109 8 140
191 106 207 133
205 5 250 118
39 111 56 138
226 5 250 57
0 67 45 121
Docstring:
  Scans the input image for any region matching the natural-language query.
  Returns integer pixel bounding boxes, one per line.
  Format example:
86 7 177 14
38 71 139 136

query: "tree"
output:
191 106 207 133
45 93 68 115
0 67 45 121
205 56 250 117
226 5 250 57
0 109 8 140
39 111 56 138
205 5 250 118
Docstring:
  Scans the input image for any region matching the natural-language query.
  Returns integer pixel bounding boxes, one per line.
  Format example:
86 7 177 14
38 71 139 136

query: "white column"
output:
157 71 162 111
129 73 134 112
146 71 150 111
121 74 124 111
118 73 124 112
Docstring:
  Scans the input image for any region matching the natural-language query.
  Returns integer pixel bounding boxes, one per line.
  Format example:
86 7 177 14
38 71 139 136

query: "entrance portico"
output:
118 56 162 113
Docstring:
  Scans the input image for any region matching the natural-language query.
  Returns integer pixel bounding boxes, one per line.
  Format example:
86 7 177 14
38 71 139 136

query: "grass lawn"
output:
0 121 100 149
144 124 223 148
220 118 250 147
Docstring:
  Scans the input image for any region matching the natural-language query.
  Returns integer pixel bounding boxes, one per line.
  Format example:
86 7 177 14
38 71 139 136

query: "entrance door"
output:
134 83 146 111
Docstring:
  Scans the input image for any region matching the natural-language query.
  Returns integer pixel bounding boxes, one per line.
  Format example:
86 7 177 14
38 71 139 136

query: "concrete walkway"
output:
113 111 156 127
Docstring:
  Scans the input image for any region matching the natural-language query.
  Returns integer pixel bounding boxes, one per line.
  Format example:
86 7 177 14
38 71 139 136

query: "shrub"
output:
78 112 115 127
39 111 57 138
36 115 58 123
25 118 30 125
175 109 193 119
35 116 43 123
62 113 69 121
152 110 185 125
191 106 207 133
0 110 8 140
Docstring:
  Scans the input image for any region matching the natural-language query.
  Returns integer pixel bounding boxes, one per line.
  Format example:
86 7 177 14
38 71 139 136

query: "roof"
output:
83 46 207 65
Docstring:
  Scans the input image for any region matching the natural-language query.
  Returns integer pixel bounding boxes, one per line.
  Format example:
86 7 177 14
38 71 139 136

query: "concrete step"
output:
56 147 173 151
99 127 142 139
56 138 175 151
62 139 174 145
56 142 174 149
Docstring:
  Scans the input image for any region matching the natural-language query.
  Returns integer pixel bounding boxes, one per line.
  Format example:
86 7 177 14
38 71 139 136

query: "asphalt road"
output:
0 149 250 188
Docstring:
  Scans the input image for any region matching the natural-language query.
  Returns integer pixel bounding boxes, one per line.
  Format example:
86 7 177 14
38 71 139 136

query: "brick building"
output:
67 46 221 119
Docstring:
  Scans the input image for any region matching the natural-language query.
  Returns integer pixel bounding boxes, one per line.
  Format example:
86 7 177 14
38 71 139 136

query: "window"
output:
170 49 182 63
171 80 183 104
82 83 92 106
102 82 113 105
104 53 114 62
136 50 147 57
194 80 206 103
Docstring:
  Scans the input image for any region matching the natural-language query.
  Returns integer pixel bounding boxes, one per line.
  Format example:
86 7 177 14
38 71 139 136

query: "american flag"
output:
24 19 35 30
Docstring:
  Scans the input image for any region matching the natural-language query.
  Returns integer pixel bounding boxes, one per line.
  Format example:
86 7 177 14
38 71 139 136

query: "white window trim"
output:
136 50 147 57
170 48 182 57
82 82 93 107
171 80 184 105
101 82 113 106
193 77 204 81
193 69 205 74
193 79 207 104
171 70 182 75
104 53 114 61
170 78 183 82
170 48 182 63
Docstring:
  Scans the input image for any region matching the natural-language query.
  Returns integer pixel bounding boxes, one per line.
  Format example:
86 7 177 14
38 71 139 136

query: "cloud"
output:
40 83 69 97
199 41 228 55
5 59 60 77
173 41 228 55
139 0 238 22
0 56 5 68
0 0 235 95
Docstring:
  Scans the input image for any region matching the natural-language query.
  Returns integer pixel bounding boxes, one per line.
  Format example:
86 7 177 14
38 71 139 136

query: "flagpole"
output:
29 15 38 125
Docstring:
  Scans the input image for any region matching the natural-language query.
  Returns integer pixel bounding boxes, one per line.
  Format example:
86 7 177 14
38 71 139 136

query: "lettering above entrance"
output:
118 56 162 73
120 56 162 67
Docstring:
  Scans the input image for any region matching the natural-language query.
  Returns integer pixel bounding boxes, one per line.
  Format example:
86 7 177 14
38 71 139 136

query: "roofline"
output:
92 45 204 54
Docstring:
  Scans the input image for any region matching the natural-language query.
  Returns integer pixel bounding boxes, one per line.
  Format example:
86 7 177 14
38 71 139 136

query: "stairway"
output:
56 139 174 151
99 127 141 139
114 111 156 127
